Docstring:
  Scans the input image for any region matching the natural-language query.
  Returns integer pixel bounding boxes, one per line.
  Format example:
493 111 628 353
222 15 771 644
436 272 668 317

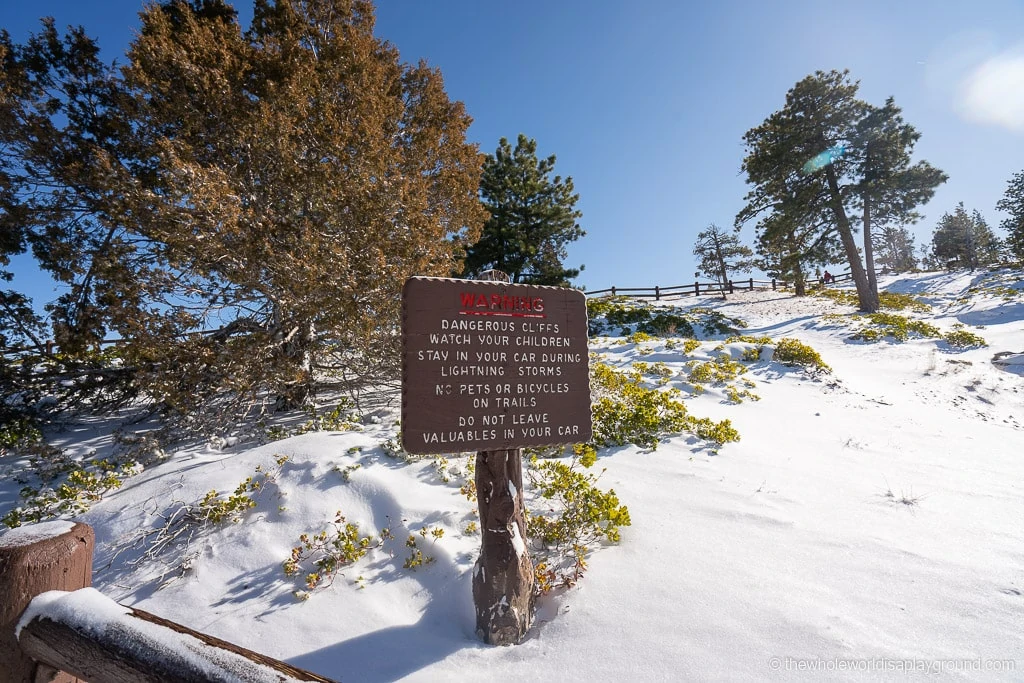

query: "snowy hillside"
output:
3 269 1023 681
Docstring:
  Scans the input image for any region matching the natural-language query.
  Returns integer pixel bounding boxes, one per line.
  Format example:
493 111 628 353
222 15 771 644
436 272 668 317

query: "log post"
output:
472 448 535 645
610 286 616 296
772 278 776 291
748 277 754 291
0 521 93 683
654 285 660 300
694 281 700 296
729 280 735 294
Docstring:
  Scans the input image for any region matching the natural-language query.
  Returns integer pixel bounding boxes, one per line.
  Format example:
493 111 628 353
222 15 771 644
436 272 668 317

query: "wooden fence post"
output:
610 286 616 296
772 279 776 291
472 448 535 645
0 521 93 683
694 282 700 296
654 286 660 300
728 280 734 294
748 278 753 291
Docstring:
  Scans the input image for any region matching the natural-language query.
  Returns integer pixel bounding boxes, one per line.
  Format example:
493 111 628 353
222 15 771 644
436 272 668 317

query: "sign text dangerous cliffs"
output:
401 277 592 455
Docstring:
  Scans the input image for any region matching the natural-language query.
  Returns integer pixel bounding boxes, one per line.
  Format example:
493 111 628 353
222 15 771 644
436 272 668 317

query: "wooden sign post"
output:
402 276 591 645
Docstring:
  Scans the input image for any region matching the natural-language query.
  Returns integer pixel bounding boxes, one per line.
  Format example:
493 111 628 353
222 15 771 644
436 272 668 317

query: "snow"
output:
3 269 1022 680
0 520 76 549
17 588 313 682
508 520 526 559
16 587 128 639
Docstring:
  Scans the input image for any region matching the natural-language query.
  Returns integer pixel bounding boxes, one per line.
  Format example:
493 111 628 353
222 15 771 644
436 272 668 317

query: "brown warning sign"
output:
402 277 592 455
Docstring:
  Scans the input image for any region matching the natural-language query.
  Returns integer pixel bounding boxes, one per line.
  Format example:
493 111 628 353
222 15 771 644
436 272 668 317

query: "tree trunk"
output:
472 449 535 646
717 253 729 301
863 197 879 300
273 316 316 412
825 165 878 312
793 265 806 297
861 142 880 301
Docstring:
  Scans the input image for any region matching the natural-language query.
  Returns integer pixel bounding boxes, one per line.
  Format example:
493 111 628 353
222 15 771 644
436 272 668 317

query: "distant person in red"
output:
823 270 833 284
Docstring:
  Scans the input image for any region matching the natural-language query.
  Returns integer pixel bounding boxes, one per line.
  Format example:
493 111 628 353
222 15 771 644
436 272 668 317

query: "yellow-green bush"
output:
773 338 831 373
943 324 988 349
815 288 930 313
685 356 749 385
590 362 740 449
2 456 140 528
585 298 746 339
878 291 931 312
526 448 631 592
851 313 941 342
284 511 378 590
590 364 689 449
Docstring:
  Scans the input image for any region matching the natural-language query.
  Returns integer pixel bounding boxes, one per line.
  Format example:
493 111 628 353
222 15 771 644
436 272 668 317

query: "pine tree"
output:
931 203 1001 270
873 225 918 273
692 224 753 299
996 169 1024 262
738 70 945 312
853 98 946 297
739 181 843 296
0 0 486 429
463 134 584 286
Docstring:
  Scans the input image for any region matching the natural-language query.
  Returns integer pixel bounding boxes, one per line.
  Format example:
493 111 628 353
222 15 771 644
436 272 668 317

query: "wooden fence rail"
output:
586 271 853 299
1 522 336 683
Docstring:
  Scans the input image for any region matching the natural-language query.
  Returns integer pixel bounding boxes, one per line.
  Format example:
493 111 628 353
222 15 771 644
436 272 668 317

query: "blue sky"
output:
3 0 1023 299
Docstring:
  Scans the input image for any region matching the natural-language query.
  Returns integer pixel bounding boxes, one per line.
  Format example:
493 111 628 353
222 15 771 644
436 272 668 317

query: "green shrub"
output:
590 363 689 449
851 313 941 342
527 449 630 592
640 312 696 338
878 291 931 312
814 288 859 306
943 324 988 349
685 356 749 385
0 416 43 449
265 400 361 442
2 455 140 528
725 386 761 404
283 511 379 590
585 298 745 339
726 334 773 346
685 417 741 445
632 361 674 384
403 528 441 570
816 287 931 312
626 331 656 344
197 455 289 524
197 481 259 524
689 307 747 335
773 338 831 373
590 362 740 449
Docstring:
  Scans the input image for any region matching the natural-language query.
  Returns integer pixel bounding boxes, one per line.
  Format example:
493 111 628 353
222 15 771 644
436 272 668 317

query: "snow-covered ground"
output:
3 268 1023 681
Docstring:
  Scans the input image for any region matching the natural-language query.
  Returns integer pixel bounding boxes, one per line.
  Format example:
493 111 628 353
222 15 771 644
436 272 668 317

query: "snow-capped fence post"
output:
0 520 93 683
